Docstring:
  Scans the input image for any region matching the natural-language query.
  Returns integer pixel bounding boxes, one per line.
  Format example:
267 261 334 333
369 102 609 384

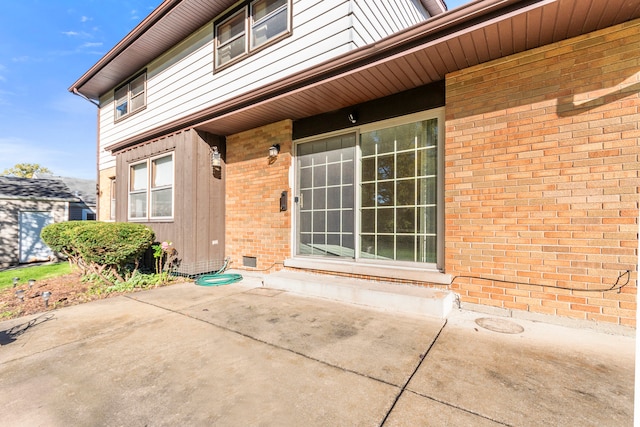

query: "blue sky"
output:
0 0 468 180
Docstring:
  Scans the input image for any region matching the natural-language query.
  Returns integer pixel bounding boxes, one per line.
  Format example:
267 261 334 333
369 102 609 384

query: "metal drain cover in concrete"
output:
475 317 524 334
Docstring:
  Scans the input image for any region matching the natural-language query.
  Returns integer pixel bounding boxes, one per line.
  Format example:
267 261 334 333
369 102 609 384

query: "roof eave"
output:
104 0 543 152
68 0 182 99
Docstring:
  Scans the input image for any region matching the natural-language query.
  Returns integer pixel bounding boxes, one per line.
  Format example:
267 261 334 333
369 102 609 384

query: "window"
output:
109 177 116 220
114 72 146 120
128 153 174 220
360 119 439 263
215 0 290 68
297 134 355 257
295 110 443 269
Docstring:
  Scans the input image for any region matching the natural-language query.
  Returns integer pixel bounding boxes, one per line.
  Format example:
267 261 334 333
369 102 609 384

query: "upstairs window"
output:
251 0 288 48
215 0 290 69
216 10 247 67
114 72 146 120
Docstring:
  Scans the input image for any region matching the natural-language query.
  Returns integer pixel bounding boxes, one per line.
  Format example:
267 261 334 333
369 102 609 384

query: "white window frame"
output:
109 177 116 221
214 0 291 70
127 152 174 221
114 71 146 121
289 108 447 281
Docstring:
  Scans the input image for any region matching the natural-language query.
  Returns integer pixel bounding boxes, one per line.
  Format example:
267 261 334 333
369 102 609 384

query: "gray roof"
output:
0 176 80 202
34 174 97 206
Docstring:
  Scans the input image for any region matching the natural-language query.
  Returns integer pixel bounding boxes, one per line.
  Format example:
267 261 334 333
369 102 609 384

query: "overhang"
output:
69 0 447 100
104 0 640 152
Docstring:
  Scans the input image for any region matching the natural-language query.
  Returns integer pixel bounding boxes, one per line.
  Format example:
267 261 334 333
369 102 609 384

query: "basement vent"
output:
243 256 257 268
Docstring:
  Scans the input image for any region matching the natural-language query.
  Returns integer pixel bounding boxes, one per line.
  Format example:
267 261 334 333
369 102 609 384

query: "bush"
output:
73 222 154 268
41 221 93 256
41 221 155 285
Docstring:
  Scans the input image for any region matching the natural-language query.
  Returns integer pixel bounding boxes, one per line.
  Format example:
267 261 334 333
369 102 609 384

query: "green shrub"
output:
41 221 155 285
41 221 94 256
73 222 154 268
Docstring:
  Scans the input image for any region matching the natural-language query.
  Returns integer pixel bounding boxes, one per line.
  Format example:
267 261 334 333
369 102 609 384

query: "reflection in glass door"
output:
296 134 355 257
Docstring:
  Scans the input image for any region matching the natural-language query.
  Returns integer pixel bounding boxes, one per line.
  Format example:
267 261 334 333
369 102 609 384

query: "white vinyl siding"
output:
97 0 429 171
352 0 429 46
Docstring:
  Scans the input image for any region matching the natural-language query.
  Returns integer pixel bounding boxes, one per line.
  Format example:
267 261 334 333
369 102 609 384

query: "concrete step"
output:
262 270 454 319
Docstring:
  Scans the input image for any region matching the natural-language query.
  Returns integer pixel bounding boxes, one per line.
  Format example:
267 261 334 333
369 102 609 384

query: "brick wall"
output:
445 20 639 326
225 120 292 271
97 167 116 221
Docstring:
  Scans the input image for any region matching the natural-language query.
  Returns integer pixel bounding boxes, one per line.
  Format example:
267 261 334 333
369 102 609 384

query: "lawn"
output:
0 263 72 291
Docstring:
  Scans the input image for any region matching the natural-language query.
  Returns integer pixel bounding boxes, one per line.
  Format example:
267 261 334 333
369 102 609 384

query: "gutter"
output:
72 88 99 107
105 0 546 153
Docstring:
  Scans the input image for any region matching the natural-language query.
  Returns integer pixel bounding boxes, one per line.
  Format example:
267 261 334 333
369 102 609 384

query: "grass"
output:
0 262 72 291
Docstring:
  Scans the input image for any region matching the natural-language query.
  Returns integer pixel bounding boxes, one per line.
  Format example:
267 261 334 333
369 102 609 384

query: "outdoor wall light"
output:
211 146 221 168
269 144 280 158
348 111 357 124
15 289 25 302
42 291 51 308
12 277 19 288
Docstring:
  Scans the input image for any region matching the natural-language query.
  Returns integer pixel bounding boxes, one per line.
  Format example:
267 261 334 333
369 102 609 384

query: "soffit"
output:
421 0 449 15
191 0 640 136
70 0 237 99
103 0 640 151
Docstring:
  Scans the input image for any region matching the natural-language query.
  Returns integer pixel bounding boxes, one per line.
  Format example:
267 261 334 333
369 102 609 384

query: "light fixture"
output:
12 277 19 288
15 289 25 302
348 111 357 124
42 291 51 308
269 144 280 158
28 279 35 289
211 146 221 168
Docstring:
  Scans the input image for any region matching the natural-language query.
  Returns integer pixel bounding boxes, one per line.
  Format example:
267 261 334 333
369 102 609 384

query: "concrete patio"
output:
0 277 634 426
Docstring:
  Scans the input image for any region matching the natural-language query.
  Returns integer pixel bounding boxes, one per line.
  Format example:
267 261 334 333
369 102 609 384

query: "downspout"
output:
71 88 101 219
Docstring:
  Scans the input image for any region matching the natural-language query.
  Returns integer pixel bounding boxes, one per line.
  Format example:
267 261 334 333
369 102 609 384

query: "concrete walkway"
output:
0 279 634 426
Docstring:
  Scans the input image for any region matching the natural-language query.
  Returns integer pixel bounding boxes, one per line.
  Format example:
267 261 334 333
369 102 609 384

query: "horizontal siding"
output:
98 0 429 170
352 0 429 47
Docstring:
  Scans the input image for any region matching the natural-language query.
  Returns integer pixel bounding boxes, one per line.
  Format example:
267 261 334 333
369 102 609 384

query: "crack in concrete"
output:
405 390 513 426
379 319 447 426
126 294 402 389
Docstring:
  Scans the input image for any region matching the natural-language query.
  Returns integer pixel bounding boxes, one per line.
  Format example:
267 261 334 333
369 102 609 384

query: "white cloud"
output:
81 42 103 48
62 30 92 38
11 56 30 63
80 16 92 23
130 9 140 20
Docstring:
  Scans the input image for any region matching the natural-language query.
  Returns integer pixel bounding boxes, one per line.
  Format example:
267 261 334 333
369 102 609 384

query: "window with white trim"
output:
114 72 146 120
109 177 116 220
215 0 290 68
295 110 444 269
128 153 174 220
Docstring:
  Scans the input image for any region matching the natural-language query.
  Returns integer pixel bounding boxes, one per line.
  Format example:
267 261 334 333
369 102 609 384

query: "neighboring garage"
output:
0 176 80 268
